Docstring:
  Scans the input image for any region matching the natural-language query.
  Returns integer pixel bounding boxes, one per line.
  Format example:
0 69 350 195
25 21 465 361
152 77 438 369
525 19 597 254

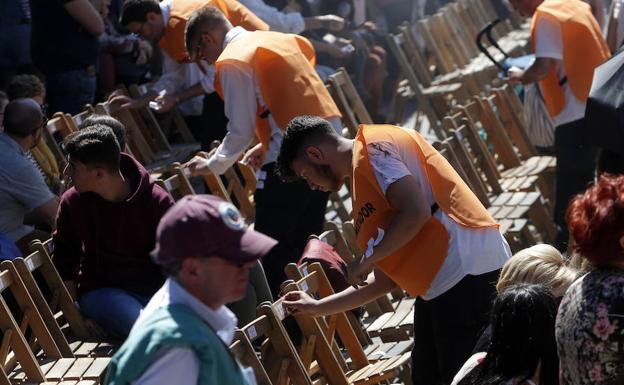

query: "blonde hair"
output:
497 244 579 297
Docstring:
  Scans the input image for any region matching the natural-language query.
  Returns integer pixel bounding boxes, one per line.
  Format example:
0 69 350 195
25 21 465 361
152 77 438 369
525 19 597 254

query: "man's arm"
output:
508 15 559 85
188 63 257 176
507 57 557 84
64 0 104 36
283 267 397 316
347 173 432 284
35 196 60 230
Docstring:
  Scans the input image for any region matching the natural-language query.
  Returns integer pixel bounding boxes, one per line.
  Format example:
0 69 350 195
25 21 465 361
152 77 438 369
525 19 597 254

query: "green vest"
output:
105 304 249 385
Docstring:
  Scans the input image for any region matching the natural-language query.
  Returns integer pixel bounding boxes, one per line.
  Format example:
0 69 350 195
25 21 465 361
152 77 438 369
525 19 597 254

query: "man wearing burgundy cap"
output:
105 194 277 385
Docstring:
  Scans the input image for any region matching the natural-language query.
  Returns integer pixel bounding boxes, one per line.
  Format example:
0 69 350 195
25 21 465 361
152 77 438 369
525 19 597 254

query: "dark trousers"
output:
46 68 96 115
553 118 596 252
411 269 500 385
184 92 229 150
254 162 329 297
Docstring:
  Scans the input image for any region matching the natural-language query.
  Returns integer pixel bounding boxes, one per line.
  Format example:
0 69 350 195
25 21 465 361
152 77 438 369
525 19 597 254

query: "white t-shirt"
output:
367 136 511 300
534 14 587 127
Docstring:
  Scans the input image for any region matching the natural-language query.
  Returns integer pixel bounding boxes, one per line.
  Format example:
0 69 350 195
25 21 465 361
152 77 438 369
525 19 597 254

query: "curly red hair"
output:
567 174 624 266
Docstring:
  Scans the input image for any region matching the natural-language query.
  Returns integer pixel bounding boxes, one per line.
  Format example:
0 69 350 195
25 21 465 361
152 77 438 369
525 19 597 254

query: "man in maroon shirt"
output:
53 125 174 337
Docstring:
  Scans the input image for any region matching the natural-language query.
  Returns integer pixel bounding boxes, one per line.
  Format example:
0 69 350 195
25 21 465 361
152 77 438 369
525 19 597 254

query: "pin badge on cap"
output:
219 202 245 231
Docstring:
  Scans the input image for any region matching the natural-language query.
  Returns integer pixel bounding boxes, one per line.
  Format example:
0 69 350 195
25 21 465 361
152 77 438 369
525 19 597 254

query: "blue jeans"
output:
79 287 151 338
45 68 96 115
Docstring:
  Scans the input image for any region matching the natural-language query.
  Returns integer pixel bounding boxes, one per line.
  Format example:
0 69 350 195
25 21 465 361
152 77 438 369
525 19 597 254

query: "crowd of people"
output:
0 0 623 384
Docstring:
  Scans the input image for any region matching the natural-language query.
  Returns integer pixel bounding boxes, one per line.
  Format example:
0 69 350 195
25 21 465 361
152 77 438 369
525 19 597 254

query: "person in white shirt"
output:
111 0 268 147
104 194 278 385
183 7 343 297
507 0 609 251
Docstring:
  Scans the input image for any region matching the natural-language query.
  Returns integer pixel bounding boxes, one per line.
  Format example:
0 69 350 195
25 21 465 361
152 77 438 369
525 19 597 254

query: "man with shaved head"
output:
0 98 59 253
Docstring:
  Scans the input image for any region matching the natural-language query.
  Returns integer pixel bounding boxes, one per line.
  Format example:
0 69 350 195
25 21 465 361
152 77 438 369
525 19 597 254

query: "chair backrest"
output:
444 112 503 194
71 107 95 128
470 95 523 169
21 240 90 340
115 85 171 154
232 301 314 385
432 136 492 207
282 267 408 385
489 85 538 158
326 68 373 138
156 163 195 201
94 102 156 165
223 163 256 222
47 113 75 140
385 31 440 127
0 265 54 383
130 83 196 144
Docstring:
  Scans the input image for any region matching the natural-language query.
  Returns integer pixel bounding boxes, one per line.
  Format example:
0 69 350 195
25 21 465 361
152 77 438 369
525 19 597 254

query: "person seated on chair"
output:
104 194 277 385
6 74 63 194
183 7 343 298
507 0 610 252
78 114 127 151
111 0 268 147
53 126 174 337
277 116 512 385
0 99 59 255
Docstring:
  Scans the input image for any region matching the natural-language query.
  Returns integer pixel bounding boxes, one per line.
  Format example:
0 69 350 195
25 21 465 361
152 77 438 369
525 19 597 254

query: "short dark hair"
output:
119 0 161 25
276 115 338 181
79 114 127 150
64 125 121 172
185 6 230 54
6 74 45 100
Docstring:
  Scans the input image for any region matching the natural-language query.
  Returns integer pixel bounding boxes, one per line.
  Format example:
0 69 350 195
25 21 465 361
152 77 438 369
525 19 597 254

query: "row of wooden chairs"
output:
230 262 412 385
0 239 113 384
385 0 531 132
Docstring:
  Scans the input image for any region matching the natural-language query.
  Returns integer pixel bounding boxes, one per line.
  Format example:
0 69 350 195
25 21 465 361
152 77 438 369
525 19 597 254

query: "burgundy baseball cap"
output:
151 195 278 265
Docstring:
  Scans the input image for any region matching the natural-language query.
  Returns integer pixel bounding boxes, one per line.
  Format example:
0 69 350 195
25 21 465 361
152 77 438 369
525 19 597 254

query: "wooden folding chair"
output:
451 96 555 202
18 240 117 358
230 304 314 385
155 162 195 201
326 68 373 138
281 271 412 385
129 83 196 144
0 260 110 384
93 102 156 165
433 132 543 250
385 28 466 137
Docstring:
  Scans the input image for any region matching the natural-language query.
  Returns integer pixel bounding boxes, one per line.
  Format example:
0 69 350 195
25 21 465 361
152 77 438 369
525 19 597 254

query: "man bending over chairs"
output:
54 126 174 337
184 7 343 297
278 116 512 385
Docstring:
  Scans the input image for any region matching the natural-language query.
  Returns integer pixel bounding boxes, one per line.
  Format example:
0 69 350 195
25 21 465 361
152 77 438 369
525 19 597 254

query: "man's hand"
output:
151 94 177 113
241 143 266 170
506 66 525 83
107 94 145 110
185 155 212 176
282 291 322 316
318 15 346 31
346 255 374 288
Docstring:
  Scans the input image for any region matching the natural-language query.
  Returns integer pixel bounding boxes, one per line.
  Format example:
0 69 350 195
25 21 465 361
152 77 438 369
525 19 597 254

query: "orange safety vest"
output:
351 125 498 296
530 0 610 118
159 0 269 64
214 31 341 148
